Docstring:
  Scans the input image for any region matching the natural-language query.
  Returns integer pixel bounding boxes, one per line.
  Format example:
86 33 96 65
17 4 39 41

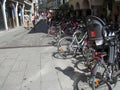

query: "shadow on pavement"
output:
29 20 48 34
55 66 88 90
72 59 90 73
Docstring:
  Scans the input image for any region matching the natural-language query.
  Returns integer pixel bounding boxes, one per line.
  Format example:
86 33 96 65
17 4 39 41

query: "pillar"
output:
15 2 19 27
2 0 8 30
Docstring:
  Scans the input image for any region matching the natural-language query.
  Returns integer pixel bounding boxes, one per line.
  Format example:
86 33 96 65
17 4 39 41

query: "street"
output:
0 20 120 90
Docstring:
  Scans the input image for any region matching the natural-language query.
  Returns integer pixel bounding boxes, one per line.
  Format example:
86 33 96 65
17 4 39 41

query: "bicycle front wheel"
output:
57 36 77 59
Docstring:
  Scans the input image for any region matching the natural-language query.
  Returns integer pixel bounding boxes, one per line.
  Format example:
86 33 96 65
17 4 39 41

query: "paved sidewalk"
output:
0 16 87 90
0 46 75 90
0 26 24 36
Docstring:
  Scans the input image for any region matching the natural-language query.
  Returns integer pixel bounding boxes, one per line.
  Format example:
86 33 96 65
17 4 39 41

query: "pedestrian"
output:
32 13 35 27
46 11 52 36
24 12 30 30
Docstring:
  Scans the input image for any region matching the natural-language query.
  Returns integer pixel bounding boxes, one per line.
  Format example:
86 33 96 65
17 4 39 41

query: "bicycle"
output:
57 28 89 59
89 25 120 90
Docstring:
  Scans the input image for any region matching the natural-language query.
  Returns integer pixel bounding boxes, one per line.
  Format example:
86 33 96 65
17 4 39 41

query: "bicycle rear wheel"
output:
57 36 77 59
90 62 111 90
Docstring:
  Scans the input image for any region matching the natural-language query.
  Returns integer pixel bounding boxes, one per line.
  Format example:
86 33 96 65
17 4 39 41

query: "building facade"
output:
0 0 25 30
46 0 69 9
0 0 36 30
69 0 120 22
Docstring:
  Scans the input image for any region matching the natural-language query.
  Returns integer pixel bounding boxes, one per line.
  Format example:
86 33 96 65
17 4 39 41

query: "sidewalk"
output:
0 46 75 90
0 26 24 36
0 19 75 90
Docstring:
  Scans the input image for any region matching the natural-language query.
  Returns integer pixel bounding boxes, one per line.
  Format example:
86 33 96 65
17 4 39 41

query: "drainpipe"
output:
2 0 8 30
15 2 19 27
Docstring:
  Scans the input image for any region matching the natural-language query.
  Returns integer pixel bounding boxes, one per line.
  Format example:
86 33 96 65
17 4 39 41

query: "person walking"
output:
32 13 35 28
24 12 30 30
46 11 52 36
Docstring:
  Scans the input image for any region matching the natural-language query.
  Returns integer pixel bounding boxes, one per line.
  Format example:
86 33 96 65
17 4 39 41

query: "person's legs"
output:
48 22 52 35
47 22 50 35
32 20 35 27
24 21 27 29
32 20 35 31
48 27 51 35
27 21 29 30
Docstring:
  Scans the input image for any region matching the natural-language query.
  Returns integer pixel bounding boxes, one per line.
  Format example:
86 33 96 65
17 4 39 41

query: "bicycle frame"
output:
90 40 119 90
70 31 88 48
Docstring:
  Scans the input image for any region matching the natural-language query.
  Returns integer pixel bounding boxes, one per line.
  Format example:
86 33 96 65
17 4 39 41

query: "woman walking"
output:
24 12 30 30
47 11 52 36
32 13 35 28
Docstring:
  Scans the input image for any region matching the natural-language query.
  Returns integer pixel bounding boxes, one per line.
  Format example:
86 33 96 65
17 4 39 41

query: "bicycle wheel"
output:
57 36 77 59
82 44 95 69
90 62 111 90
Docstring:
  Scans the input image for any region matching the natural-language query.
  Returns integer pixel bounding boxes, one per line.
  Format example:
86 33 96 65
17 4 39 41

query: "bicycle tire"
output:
90 62 112 90
82 45 95 69
57 36 77 59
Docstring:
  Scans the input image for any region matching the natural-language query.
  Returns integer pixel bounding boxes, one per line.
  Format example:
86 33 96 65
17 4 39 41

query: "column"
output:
2 0 8 30
15 2 19 27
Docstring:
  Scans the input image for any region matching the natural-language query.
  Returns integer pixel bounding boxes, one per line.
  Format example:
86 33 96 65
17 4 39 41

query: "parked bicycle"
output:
86 15 120 90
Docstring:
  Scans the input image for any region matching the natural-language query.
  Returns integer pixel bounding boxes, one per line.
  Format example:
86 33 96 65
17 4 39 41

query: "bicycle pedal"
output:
95 79 99 86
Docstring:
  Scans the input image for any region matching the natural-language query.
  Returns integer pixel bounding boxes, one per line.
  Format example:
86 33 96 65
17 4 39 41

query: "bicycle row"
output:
50 15 120 90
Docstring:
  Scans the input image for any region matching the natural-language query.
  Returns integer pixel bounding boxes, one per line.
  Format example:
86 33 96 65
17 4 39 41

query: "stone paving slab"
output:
0 47 74 90
0 46 119 90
